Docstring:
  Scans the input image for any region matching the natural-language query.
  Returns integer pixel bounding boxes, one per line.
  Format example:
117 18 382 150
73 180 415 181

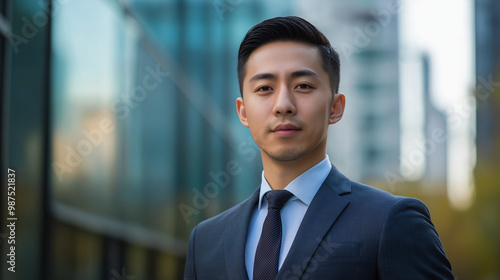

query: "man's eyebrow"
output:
249 70 319 83
290 69 320 79
249 73 276 83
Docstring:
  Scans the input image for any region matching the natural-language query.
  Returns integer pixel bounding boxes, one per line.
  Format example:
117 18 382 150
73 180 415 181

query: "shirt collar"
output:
258 155 332 210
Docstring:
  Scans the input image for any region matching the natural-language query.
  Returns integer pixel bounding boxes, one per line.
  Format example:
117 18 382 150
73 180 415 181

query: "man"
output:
184 16 453 280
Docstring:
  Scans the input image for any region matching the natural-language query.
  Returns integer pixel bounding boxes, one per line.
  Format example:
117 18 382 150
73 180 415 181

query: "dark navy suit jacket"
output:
184 165 454 279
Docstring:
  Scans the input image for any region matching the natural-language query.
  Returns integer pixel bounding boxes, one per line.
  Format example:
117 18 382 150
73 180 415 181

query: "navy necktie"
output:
253 190 294 280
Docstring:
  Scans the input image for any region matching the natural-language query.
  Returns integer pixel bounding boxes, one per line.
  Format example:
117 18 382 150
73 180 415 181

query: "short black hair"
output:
237 16 340 96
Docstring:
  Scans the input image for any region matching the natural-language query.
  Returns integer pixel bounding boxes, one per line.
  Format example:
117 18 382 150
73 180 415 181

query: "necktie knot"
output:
265 190 293 210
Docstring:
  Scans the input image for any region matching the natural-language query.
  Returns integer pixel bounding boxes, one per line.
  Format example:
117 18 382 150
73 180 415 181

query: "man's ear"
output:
329 93 345 124
236 97 249 127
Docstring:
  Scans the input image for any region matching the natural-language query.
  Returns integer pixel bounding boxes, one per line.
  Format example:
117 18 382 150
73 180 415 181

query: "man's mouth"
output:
272 123 301 136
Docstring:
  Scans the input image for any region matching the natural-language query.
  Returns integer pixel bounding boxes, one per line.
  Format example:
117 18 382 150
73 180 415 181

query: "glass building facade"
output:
1 0 290 279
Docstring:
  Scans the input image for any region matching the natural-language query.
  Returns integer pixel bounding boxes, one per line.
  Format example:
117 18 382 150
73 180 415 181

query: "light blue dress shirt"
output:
245 155 332 279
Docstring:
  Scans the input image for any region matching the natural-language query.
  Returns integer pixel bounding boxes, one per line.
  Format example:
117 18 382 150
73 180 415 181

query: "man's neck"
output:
261 151 326 190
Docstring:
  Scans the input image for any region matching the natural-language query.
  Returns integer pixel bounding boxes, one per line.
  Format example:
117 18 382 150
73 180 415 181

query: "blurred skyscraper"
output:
295 0 401 184
295 0 452 193
474 0 500 273
475 0 500 159
421 54 448 190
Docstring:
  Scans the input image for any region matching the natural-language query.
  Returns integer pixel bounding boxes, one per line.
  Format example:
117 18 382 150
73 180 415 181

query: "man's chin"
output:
263 149 305 162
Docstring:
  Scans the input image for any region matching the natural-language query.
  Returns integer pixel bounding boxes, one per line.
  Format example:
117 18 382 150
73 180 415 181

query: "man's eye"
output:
296 84 313 90
256 86 272 92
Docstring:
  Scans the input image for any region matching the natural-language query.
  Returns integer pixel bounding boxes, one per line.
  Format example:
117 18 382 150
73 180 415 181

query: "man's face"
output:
236 41 345 164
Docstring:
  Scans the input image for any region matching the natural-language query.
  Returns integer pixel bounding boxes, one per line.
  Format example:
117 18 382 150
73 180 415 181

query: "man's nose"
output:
273 86 297 116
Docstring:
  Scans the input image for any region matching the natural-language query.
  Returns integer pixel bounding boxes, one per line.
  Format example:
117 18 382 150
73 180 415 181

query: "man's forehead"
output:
245 41 324 77
249 41 321 60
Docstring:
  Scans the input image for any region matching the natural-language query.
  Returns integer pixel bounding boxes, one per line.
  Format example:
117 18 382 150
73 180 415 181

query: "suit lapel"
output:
277 165 351 279
224 189 259 280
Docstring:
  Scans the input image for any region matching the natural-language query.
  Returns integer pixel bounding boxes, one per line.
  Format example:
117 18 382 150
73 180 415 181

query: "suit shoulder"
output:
349 181 396 200
348 181 428 211
195 190 257 231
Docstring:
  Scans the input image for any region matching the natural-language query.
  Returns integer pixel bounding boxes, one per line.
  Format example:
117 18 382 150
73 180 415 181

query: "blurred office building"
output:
295 0 401 184
475 0 500 165
301 0 401 183
1 0 290 279
474 0 500 270
420 55 448 190
295 0 451 193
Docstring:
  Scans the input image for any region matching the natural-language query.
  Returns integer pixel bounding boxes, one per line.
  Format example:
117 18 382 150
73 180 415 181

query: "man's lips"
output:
272 123 301 136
